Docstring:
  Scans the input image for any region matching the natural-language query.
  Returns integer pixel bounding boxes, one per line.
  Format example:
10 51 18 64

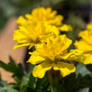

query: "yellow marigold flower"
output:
75 22 92 51
27 35 76 78
17 7 72 31
26 7 72 32
13 7 72 49
75 29 92 51
13 22 59 49
25 7 63 26
74 23 92 64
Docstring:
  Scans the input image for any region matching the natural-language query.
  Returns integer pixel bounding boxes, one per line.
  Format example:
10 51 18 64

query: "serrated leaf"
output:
0 56 24 80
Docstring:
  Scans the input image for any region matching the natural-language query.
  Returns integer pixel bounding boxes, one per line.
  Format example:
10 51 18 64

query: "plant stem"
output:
48 70 61 92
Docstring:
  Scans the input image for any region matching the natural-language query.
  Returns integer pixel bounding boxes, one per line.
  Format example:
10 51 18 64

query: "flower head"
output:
74 23 92 64
75 23 92 51
13 7 72 49
27 35 76 78
13 7 75 78
13 22 59 49
25 7 72 31
25 7 63 26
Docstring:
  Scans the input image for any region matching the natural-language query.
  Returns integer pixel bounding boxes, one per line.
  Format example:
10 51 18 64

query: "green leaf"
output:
0 56 24 80
19 65 36 92
76 64 91 77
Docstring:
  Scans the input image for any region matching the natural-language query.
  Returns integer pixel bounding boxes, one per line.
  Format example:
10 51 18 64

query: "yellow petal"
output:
25 14 32 20
61 49 83 60
61 49 92 65
16 16 26 25
32 62 52 78
86 22 92 30
74 40 92 51
59 24 72 31
79 30 92 44
13 43 30 49
59 35 72 51
81 54 92 64
53 62 75 77
27 51 45 64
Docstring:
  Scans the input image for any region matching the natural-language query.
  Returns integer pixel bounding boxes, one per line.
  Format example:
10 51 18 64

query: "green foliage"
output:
0 57 50 92
0 56 24 80
0 57 92 92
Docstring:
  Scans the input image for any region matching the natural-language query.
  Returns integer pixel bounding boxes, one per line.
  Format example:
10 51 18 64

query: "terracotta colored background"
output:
0 17 26 83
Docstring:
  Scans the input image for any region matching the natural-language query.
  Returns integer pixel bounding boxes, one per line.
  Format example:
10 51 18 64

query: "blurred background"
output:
0 0 91 83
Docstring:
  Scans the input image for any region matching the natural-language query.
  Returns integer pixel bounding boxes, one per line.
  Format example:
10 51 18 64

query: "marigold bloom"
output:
28 35 76 78
75 23 92 51
75 30 92 51
13 7 72 49
74 23 92 64
25 7 63 26
13 22 59 49
17 7 72 31
27 7 72 31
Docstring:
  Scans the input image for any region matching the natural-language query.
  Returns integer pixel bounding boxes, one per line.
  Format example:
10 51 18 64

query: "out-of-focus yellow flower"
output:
75 26 92 51
86 22 92 30
27 35 76 78
74 23 92 64
13 22 59 49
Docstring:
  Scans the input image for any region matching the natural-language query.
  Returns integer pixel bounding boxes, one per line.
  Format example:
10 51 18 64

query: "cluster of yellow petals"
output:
13 7 72 49
27 7 63 25
13 7 92 78
27 35 76 78
13 22 59 49
74 22 92 64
